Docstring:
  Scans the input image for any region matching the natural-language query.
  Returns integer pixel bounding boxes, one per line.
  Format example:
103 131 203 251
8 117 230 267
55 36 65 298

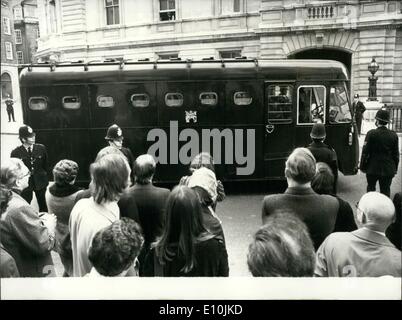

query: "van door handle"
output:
266 124 275 133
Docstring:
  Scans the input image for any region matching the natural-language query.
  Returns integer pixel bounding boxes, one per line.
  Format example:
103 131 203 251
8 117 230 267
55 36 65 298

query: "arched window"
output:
1 73 13 99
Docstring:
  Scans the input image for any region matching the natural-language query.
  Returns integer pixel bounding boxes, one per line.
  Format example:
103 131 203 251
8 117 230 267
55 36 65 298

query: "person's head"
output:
52 159 79 186
88 217 144 276
356 192 395 232
354 93 359 102
89 153 130 204
18 125 36 145
155 185 207 273
285 148 316 185
247 212 315 277
133 154 156 185
189 152 215 173
105 124 124 149
0 185 12 215
310 123 326 142
95 146 124 162
375 109 390 127
1 158 30 192
188 167 218 204
311 162 334 195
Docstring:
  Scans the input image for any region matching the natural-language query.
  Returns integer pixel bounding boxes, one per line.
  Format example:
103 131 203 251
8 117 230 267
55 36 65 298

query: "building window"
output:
5 42 13 60
37 27 40 39
105 0 120 25
157 52 179 60
2 17 11 35
15 29 22 44
219 50 241 59
14 6 23 20
1 73 13 99
159 0 176 21
17 51 24 64
221 0 241 14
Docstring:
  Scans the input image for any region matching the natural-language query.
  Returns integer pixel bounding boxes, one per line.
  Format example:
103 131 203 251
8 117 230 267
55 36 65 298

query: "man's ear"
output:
284 168 290 178
362 212 367 224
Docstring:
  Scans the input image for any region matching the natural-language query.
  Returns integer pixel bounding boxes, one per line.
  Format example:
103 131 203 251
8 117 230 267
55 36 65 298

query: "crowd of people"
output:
0 108 400 278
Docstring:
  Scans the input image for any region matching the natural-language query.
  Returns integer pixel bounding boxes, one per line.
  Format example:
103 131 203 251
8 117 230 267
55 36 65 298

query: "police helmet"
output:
19 125 35 140
310 123 326 139
375 109 390 123
105 124 123 140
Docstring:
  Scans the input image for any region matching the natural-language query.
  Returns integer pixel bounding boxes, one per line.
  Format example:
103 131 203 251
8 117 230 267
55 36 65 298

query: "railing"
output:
385 104 402 133
307 6 335 19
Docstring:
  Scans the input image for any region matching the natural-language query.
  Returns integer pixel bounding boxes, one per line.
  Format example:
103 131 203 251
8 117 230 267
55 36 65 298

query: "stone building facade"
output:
35 0 402 105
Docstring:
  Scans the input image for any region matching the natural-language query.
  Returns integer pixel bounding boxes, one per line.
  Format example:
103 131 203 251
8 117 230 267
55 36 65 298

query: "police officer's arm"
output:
42 145 49 172
360 132 371 171
392 135 400 172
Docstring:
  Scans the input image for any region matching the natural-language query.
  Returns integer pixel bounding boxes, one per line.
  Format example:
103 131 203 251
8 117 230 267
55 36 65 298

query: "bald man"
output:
118 154 170 276
315 192 401 277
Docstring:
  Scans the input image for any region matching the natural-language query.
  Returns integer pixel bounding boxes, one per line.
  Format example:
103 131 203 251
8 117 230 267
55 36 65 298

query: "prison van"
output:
19 58 359 184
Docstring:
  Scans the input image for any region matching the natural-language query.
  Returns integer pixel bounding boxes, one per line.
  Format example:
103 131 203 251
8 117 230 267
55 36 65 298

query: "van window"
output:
131 94 150 108
329 85 352 123
62 96 81 110
234 91 252 106
165 93 183 107
97 95 115 108
199 92 218 106
297 86 326 124
28 97 47 110
267 84 293 124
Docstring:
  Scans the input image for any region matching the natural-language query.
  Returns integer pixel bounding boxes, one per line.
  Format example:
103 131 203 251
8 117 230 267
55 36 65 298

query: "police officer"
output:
4 94 16 122
360 109 399 197
307 123 339 194
352 94 366 136
105 124 135 184
10 125 49 211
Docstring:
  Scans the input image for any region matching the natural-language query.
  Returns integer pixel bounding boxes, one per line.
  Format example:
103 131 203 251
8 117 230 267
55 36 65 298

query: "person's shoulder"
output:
10 145 23 155
263 193 284 203
35 143 46 150
323 232 353 247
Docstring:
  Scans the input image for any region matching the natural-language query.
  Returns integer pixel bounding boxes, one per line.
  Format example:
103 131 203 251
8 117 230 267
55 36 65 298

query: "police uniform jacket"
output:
11 144 49 190
352 100 366 116
307 141 338 178
315 228 401 277
360 126 399 176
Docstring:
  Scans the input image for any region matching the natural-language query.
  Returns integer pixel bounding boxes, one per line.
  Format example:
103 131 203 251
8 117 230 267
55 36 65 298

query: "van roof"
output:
19 59 349 86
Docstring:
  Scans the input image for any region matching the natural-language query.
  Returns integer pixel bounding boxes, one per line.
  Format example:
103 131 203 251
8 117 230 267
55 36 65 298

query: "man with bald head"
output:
118 154 170 276
315 192 401 277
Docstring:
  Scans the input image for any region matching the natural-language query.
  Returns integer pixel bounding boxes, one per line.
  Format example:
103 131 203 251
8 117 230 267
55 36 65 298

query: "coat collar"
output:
285 186 316 196
352 228 396 248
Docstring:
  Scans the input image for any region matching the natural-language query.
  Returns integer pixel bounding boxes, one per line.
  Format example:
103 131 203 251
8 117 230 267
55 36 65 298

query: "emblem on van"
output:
185 110 197 123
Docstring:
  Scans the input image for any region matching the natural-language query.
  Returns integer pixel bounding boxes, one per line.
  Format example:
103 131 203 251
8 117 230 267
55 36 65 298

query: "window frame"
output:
296 85 326 125
219 50 242 59
165 92 183 107
267 84 293 125
130 93 150 108
15 29 22 44
199 92 218 107
105 0 120 26
96 95 115 108
233 91 253 106
329 83 352 125
5 42 13 60
13 7 23 20
28 96 48 111
16 51 24 64
3 17 11 35
62 96 81 110
159 0 176 21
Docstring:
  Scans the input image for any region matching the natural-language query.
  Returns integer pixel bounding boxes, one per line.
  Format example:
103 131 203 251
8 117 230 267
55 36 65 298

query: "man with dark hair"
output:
360 109 399 197
352 94 366 136
315 192 401 277
247 212 315 277
10 125 49 212
88 218 144 277
118 154 170 275
307 123 338 193
262 148 339 249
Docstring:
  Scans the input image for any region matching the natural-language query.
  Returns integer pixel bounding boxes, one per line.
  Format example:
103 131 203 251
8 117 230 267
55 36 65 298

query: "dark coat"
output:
0 191 55 277
333 197 358 232
262 186 339 250
352 100 366 118
143 237 229 277
360 126 399 176
11 144 49 190
386 192 401 250
307 141 338 183
0 244 19 278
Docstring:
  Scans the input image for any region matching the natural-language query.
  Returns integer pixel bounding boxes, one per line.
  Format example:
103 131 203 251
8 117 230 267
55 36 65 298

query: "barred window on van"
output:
28 97 47 110
97 95 115 108
234 91 252 106
165 93 183 107
267 84 293 124
199 92 218 106
62 96 81 110
131 94 150 108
